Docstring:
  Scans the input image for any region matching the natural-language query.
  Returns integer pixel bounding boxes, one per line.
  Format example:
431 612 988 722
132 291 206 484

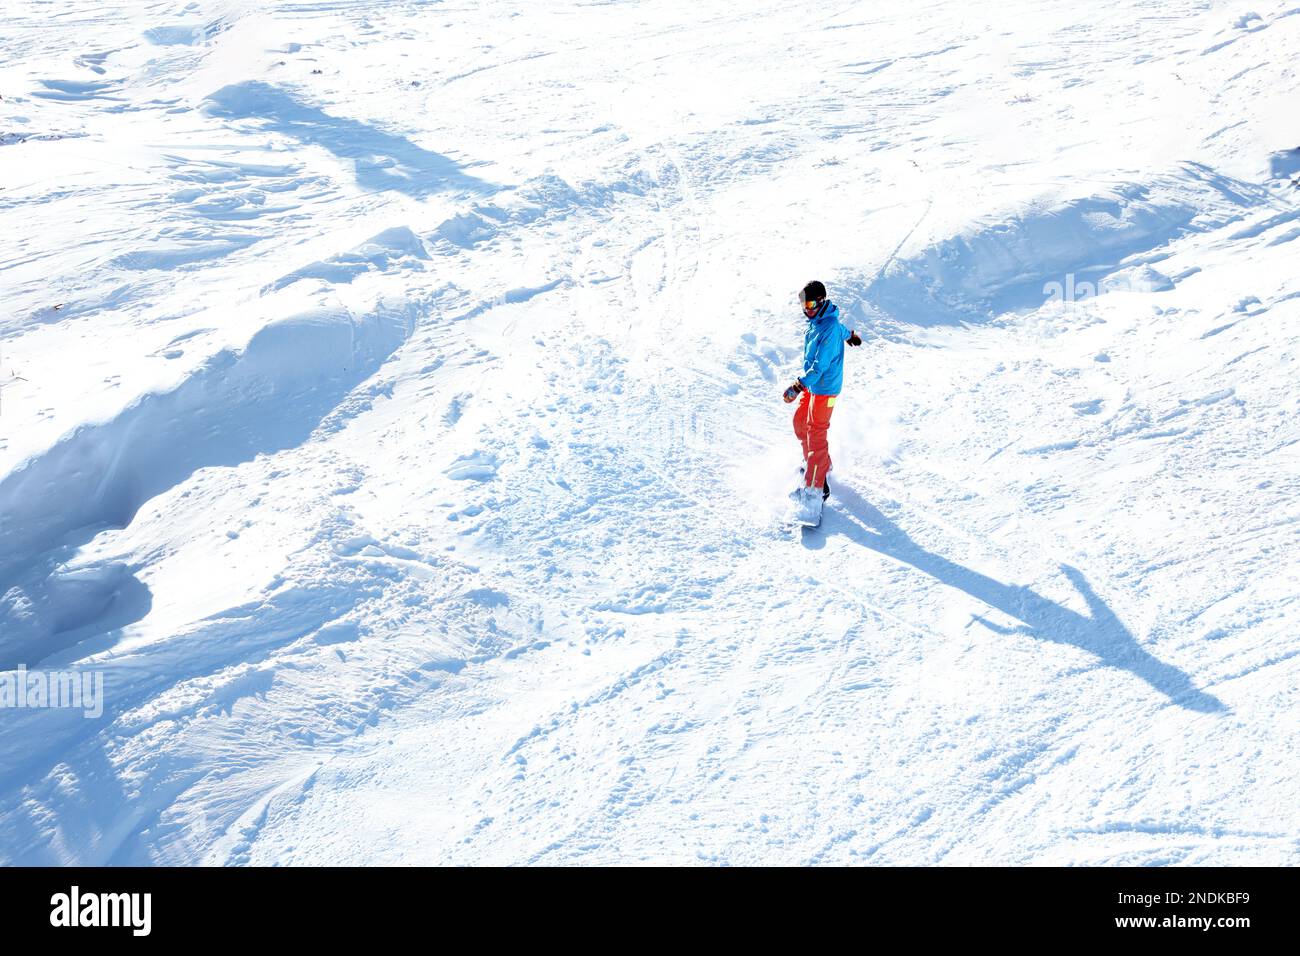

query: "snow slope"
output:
1 0 1297 865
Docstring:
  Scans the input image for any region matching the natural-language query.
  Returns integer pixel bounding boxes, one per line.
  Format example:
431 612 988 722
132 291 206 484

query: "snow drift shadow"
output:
203 82 496 198
267 225 429 293
0 562 152 670
821 486 1225 713
853 164 1275 326
0 305 412 664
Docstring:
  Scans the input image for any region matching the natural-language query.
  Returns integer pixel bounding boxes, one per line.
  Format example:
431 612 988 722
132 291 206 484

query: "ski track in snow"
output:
0 0 1298 865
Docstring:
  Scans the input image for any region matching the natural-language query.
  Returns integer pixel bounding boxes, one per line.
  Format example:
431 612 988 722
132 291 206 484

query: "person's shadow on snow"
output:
808 484 1225 714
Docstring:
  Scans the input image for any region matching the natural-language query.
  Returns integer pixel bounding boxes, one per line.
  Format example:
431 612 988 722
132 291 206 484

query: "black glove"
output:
782 381 804 404
847 330 863 347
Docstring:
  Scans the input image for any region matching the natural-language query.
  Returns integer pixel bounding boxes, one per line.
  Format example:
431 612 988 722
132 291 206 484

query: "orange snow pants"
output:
793 390 836 488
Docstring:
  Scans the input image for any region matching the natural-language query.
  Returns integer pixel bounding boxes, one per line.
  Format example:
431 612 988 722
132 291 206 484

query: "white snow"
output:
1 0 1298 865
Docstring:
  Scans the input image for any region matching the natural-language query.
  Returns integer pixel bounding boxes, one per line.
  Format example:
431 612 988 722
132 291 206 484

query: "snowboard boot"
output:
801 467 831 502
791 485 824 526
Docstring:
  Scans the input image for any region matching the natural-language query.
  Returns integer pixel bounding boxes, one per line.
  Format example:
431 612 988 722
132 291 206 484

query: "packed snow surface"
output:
1 0 1298 864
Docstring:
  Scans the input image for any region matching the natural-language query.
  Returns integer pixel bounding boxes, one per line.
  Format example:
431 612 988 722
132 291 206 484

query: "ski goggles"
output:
802 299 822 313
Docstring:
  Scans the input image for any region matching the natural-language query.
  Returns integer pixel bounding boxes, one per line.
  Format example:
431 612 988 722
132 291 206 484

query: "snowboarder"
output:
783 280 862 525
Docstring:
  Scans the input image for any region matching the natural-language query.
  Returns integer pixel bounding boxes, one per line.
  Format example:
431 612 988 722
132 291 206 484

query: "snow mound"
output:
268 226 429 292
0 306 412 665
863 166 1272 324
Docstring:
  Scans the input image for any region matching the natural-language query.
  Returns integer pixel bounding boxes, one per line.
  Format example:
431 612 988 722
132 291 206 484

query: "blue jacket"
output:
800 301 853 395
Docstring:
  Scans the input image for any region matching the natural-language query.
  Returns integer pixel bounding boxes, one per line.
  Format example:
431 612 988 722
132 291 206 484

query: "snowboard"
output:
788 486 824 529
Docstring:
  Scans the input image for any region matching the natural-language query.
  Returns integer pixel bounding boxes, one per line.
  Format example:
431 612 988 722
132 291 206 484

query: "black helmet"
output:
800 280 827 304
